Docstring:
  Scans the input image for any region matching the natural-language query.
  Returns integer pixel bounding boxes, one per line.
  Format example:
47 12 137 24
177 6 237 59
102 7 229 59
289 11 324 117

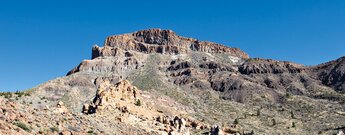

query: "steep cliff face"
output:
68 29 249 76
92 29 249 59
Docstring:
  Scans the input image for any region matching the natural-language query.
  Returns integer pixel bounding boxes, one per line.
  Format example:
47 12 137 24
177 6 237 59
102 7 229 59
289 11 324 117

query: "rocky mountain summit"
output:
1 29 345 135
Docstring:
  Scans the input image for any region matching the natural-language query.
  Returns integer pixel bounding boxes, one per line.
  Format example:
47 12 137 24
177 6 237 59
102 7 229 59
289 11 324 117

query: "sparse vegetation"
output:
13 121 31 132
290 111 295 119
256 109 261 116
285 93 292 98
15 91 25 97
292 122 296 128
0 92 12 99
24 92 31 96
135 99 142 106
234 118 239 125
278 106 285 111
271 119 276 126
50 126 59 132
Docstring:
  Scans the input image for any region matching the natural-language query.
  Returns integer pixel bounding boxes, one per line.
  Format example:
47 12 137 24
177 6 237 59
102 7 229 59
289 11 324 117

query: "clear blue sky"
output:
0 0 344 91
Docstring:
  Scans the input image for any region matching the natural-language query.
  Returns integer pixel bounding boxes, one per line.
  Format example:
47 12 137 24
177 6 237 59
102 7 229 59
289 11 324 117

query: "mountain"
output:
1 29 345 135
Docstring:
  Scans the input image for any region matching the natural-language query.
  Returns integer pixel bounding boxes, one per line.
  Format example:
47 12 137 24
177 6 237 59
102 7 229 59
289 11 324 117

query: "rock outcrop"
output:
310 56 345 91
92 29 249 59
238 58 304 74
56 101 68 114
83 80 139 114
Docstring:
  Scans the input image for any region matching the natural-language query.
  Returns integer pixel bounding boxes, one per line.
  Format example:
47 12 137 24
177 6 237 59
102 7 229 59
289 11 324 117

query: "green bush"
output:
15 91 25 97
234 118 239 125
24 93 31 96
0 92 12 99
290 111 295 119
292 122 296 128
13 121 31 132
135 99 142 106
50 126 59 132
256 109 261 116
272 119 276 126
285 93 292 98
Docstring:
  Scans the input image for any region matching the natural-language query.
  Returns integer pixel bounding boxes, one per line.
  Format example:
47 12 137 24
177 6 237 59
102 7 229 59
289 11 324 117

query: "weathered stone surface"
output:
82 80 139 114
310 56 345 91
94 29 249 59
56 101 68 114
238 58 304 74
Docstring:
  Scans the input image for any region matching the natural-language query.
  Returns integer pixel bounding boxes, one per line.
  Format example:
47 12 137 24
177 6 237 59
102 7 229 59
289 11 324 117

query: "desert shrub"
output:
0 92 12 98
290 111 295 119
135 99 142 106
13 121 31 132
272 119 276 126
256 109 261 116
234 118 239 125
292 122 296 128
24 92 31 96
285 93 292 98
87 130 94 134
50 126 59 132
15 91 25 97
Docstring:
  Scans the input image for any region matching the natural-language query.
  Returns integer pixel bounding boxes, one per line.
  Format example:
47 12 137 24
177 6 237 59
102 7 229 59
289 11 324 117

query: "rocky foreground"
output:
1 29 345 135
